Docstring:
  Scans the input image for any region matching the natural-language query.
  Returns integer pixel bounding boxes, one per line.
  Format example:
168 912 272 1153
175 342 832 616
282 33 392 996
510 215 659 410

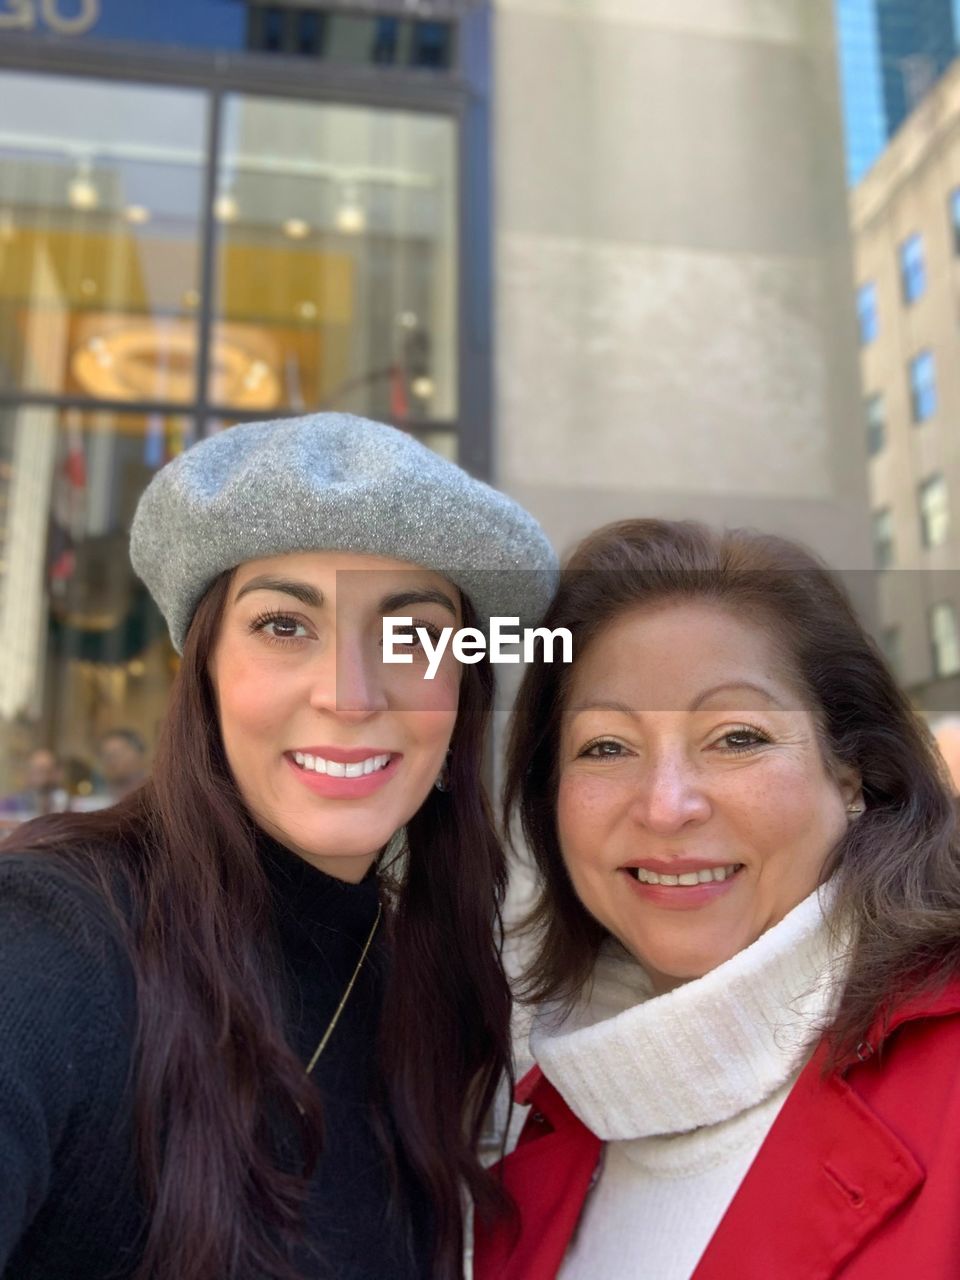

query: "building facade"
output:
0 0 870 806
851 54 960 711
836 0 958 183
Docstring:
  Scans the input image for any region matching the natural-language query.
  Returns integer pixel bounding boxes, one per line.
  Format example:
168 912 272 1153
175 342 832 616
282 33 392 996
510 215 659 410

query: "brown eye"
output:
249 611 309 642
718 727 770 752
581 739 626 759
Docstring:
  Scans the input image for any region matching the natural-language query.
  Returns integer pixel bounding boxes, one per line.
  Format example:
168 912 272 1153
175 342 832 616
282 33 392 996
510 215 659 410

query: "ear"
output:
834 760 863 811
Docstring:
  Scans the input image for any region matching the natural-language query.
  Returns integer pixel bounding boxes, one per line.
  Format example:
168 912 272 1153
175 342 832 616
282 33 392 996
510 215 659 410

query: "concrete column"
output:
492 0 870 569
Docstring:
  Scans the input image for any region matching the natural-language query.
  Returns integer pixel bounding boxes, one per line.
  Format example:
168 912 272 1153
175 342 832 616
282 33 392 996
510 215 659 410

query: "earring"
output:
434 751 451 792
846 802 865 816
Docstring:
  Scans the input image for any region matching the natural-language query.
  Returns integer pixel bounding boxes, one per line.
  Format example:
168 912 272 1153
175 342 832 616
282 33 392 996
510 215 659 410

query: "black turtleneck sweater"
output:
0 840 433 1279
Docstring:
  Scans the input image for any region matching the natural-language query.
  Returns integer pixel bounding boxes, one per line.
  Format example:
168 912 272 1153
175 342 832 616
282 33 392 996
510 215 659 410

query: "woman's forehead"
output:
230 550 460 610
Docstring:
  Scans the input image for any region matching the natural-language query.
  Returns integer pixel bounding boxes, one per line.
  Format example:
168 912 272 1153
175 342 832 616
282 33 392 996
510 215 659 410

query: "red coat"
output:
475 980 960 1280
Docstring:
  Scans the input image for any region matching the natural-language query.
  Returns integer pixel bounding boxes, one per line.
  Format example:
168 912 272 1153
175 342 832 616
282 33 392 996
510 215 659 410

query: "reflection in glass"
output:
0 72 207 403
212 95 458 425
0 408 185 809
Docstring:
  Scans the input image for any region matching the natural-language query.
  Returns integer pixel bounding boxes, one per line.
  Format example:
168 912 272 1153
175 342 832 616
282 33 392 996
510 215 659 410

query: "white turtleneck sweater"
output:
529 887 848 1280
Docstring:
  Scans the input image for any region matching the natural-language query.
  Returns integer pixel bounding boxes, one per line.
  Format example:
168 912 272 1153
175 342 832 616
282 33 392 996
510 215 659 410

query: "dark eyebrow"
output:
691 681 789 711
567 699 638 717
233 576 324 608
568 683 790 717
380 588 458 619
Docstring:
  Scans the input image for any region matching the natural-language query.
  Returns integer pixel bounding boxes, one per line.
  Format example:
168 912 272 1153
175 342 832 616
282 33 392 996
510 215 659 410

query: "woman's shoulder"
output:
0 846 134 999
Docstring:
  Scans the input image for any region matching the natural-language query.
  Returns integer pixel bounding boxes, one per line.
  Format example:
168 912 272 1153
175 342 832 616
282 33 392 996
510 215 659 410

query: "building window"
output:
919 473 950 548
865 393 886 456
881 626 902 679
951 188 960 255
930 603 960 678
909 350 937 422
872 508 895 568
857 282 878 344
899 233 926 303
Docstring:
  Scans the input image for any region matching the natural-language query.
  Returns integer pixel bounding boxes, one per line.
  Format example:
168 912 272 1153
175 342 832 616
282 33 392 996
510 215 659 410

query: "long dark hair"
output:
505 519 960 1066
3 571 512 1279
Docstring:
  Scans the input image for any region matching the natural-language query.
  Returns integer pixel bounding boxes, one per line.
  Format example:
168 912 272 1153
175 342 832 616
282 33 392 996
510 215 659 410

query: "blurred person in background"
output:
0 748 70 821
0 413 556 1280
96 727 149 803
477 519 960 1280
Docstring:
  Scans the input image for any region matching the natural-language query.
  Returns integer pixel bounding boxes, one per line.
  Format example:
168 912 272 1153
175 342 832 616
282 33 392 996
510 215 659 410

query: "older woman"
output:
0 413 555 1280
476 519 960 1280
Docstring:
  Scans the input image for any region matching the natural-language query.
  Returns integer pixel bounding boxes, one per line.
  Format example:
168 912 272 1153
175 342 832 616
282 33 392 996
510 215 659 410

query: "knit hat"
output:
130 412 558 652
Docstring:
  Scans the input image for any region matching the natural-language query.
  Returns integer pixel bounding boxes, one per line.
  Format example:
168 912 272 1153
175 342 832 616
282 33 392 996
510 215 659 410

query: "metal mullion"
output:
195 88 225 439
0 391 199 418
454 0 492 480
0 35 468 113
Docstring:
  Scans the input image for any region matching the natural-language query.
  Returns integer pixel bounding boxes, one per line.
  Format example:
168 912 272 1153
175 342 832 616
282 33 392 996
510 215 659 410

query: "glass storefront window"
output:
0 406 187 813
211 95 458 426
0 62 467 819
0 72 207 403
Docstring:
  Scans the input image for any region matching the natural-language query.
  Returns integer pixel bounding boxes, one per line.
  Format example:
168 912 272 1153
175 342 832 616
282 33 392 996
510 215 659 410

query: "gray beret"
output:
130 413 558 653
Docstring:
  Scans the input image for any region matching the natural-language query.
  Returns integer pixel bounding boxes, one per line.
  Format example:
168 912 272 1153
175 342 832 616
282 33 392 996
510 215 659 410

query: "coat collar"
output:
507 978 960 1280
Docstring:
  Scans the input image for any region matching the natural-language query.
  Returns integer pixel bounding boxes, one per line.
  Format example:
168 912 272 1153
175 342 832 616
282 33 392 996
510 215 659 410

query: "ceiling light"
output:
283 217 310 240
125 204 150 225
411 375 435 400
68 161 99 212
298 300 318 320
213 191 239 223
335 186 366 235
80 277 98 297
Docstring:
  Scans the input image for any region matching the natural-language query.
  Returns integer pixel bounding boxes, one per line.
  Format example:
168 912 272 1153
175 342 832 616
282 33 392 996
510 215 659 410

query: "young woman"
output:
0 412 556 1280
477 519 960 1280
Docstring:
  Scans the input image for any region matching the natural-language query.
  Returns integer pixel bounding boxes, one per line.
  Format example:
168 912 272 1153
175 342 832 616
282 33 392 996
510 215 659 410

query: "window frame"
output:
856 281 879 345
871 506 895 569
898 232 926 305
865 391 886 457
950 187 960 256
930 602 960 679
909 349 937 424
0 20 493 476
918 472 950 549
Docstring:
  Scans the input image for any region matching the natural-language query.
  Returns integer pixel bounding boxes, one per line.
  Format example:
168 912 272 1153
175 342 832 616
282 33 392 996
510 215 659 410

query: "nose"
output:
628 747 711 834
308 633 388 722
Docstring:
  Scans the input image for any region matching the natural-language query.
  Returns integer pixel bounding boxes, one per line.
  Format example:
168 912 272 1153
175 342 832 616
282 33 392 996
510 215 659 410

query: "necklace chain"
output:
305 901 383 1075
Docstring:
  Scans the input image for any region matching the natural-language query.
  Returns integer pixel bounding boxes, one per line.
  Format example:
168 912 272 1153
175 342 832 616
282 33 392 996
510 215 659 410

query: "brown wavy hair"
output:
4 571 512 1280
505 519 960 1065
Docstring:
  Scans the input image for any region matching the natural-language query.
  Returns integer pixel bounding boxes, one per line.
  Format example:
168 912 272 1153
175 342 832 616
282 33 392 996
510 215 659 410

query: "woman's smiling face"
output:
209 550 462 882
557 600 859 992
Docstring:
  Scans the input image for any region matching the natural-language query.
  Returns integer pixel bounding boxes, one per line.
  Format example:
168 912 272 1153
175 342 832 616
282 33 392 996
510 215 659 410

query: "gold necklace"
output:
304 901 383 1075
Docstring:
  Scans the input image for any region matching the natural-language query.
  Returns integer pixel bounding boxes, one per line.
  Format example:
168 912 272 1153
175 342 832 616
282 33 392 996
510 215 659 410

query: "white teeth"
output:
292 752 391 777
630 864 741 886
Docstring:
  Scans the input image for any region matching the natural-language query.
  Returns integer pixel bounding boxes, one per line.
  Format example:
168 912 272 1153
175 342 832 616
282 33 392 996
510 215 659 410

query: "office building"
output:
851 55 960 708
836 0 958 182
